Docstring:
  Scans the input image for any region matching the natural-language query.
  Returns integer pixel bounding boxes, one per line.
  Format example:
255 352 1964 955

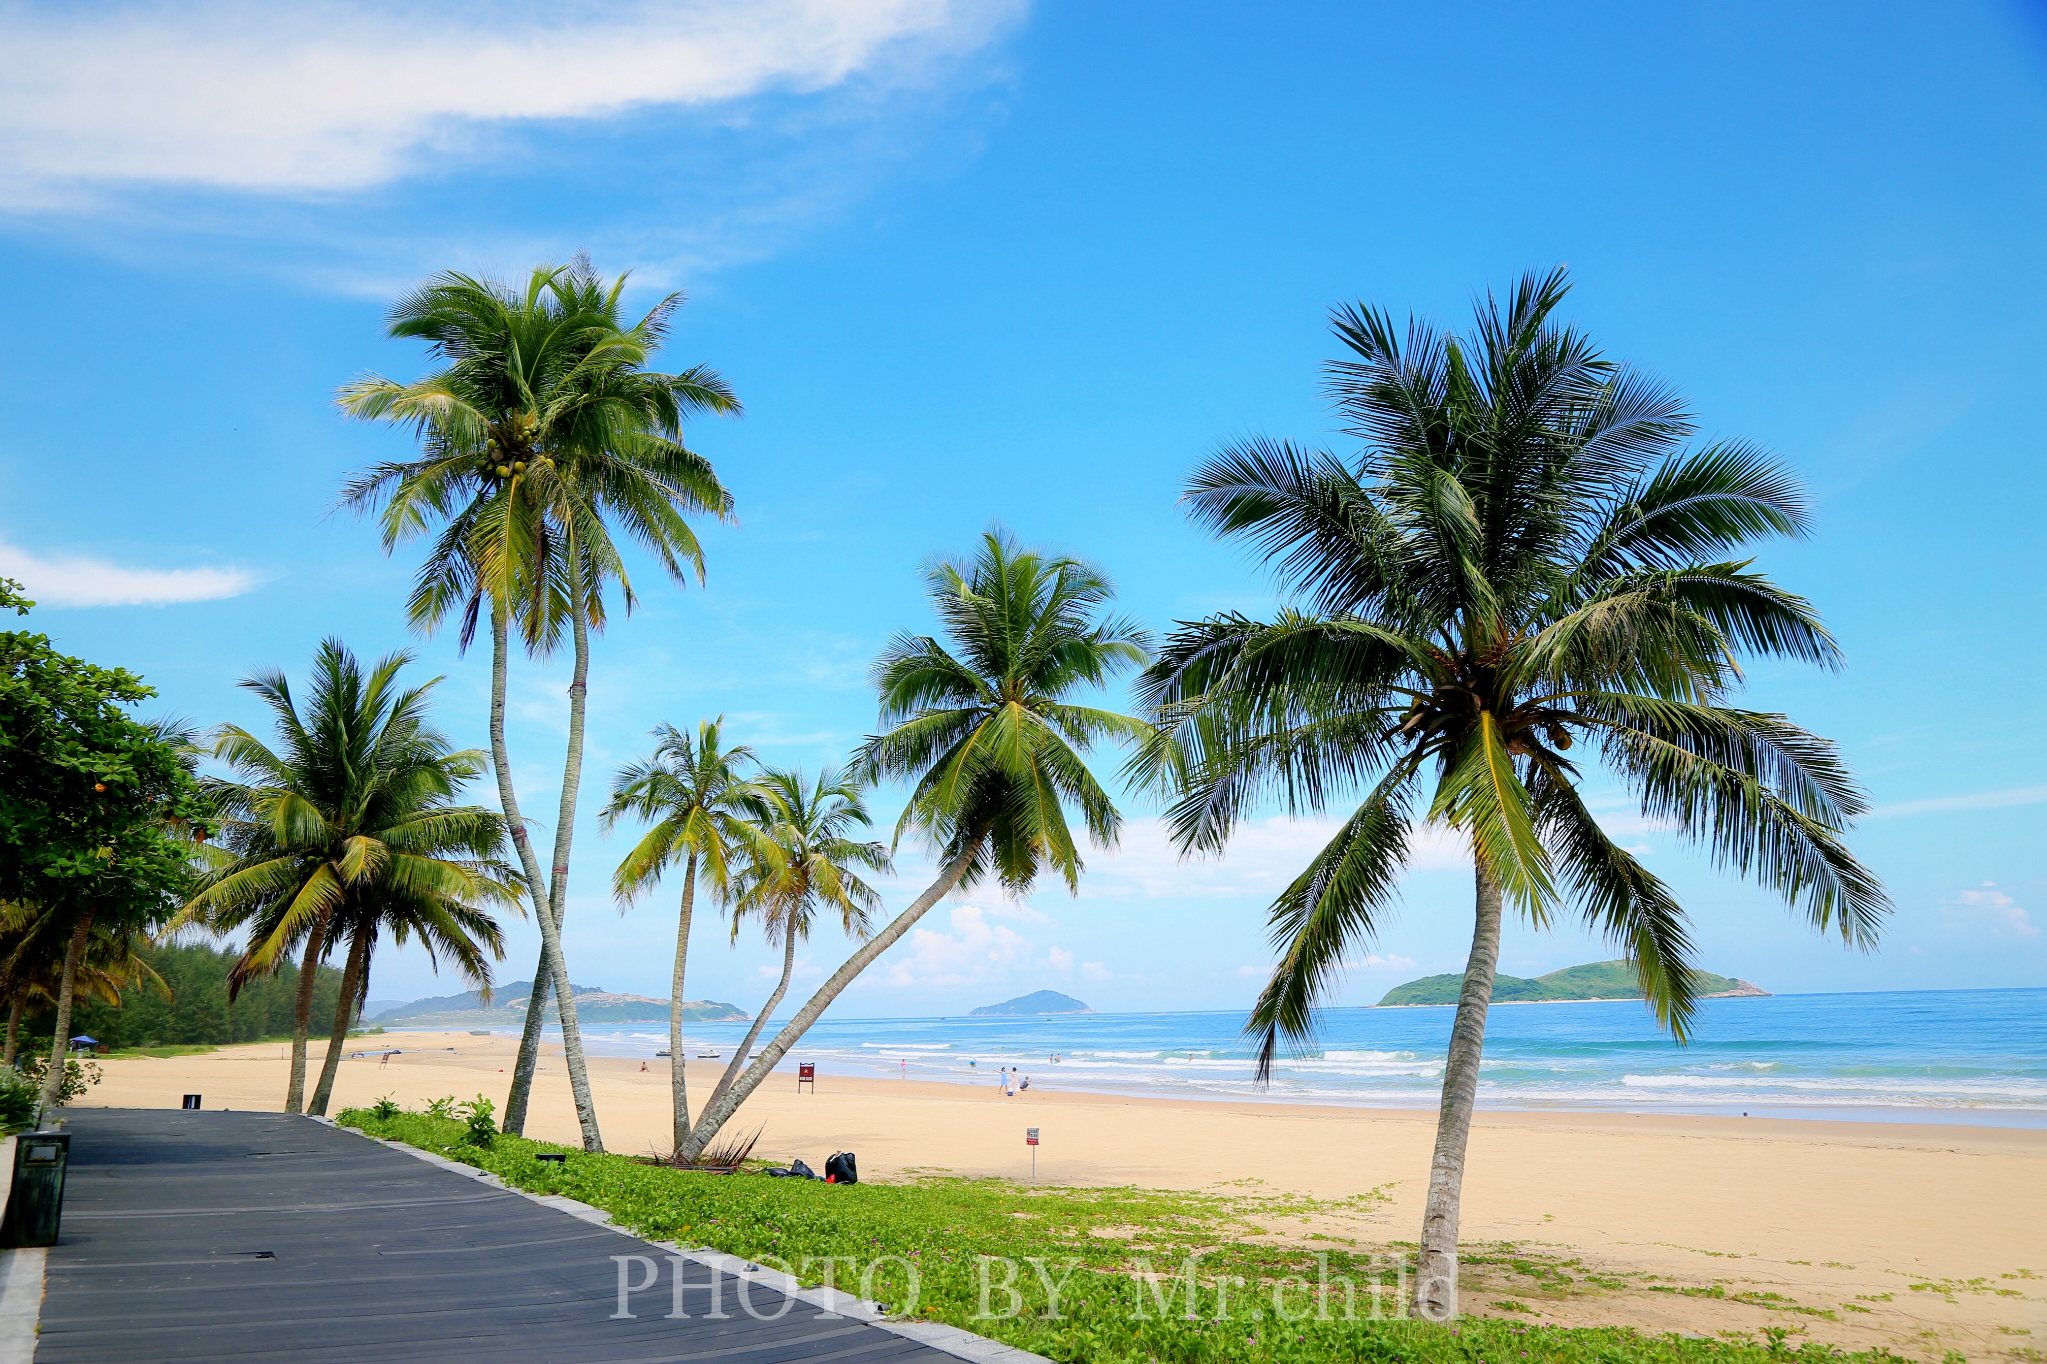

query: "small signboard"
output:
1025 1127 1039 1146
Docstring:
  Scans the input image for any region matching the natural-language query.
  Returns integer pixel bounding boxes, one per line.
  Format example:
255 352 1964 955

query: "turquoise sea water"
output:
542 987 2046 1127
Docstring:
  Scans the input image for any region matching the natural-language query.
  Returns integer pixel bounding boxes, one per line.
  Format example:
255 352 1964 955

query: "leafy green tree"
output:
179 640 516 1114
340 258 738 1149
1138 270 1888 1318
601 718 766 1150
699 766 890 1122
0 579 201 1108
679 531 1151 1161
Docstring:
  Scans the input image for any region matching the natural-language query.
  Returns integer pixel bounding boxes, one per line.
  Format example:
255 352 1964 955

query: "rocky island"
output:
1376 959 1767 1007
969 989 1093 1016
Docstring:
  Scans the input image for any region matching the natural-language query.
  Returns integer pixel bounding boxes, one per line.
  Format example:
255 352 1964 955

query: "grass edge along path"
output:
337 1109 1914 1364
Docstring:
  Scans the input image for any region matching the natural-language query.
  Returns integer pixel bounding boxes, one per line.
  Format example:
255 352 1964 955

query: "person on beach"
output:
1020 1074 1032 1091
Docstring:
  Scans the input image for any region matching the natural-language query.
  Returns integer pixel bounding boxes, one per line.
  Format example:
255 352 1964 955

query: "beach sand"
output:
85 1034 2045 1357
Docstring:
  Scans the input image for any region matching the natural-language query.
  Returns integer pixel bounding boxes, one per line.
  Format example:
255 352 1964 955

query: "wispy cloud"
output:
1940 883 2039 940
1866 785 2047 819
0 538 259 607
0 1 1024 206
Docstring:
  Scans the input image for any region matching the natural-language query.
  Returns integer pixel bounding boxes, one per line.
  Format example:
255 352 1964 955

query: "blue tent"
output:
70 1036 99 1046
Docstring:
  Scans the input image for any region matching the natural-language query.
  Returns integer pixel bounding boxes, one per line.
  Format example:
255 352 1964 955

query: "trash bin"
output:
0 1131 70 1248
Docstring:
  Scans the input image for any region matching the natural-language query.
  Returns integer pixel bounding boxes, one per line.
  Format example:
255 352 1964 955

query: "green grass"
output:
338 1109 1913 1364
103 1043 222 1058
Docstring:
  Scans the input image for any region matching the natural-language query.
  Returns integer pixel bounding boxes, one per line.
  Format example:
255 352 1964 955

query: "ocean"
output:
513 987 2046 1128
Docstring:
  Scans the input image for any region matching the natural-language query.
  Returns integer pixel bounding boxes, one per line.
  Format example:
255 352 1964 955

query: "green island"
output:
340 1107 1917 1364
1376 961 1766 1008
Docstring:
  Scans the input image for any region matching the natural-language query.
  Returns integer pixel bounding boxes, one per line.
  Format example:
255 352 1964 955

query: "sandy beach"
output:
84 1033 2045 1357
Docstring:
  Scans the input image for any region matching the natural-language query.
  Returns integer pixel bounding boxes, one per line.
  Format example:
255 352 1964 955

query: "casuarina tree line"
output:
0 263 1884 1321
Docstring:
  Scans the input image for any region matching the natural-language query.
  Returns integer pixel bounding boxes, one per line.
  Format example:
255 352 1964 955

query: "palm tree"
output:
339 257 739 1147
700 766 890 1121
304 829 517 1118
678 530 1152 1161
178 640 516 1115
601 718 765 1151
1137 269 1888 1320
0 913 170 1066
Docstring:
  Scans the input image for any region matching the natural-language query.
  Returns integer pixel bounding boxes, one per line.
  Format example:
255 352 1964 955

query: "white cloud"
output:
1060 814 1469 905
985 898 1052 926
1046 946 1073 972
1347 953 1417 971
1869 786 2047 820
0 0 1024 205
0 538 258 607
1080 961 1111 982
867 904 1031 989
1941 883 2039 939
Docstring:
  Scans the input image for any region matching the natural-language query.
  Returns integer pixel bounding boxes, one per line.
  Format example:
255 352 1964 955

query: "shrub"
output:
458 1094 496 1148
0 1068 40 1133
15 1053 102 1106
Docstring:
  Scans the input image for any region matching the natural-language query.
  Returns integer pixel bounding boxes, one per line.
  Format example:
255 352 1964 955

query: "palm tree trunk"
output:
39 909 95 1112
679 843 978 1162
307 927 369 1117
667 851 698 1153
702 927 796 1118
284 908 330 1115
1414 860 1503 1322
490 599 559 1138
542 552 602 1152
3 995 21 1067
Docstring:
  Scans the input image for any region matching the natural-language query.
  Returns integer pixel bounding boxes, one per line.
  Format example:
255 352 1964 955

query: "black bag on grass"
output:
825 1151 857 1185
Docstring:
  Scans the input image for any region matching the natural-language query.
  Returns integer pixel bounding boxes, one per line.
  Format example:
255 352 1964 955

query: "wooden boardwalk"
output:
35 1109 980 1363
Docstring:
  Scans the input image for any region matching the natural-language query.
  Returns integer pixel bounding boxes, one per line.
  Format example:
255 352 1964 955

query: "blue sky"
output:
2 1 2042 1018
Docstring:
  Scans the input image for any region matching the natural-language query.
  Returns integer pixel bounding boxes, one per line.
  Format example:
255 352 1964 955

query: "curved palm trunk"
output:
39 909 95 1112
1414 861 1503 1321
702 928 796 1119
491 601 562 1138
284 908 330 1115
3 995 22 1067
666 852 699 1153
680 844 978 1163
541 559 602 1151
307 927 370 1118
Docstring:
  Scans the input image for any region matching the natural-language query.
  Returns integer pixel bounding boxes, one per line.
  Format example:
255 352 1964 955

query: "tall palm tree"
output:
678 530 1152 1161
178 640 516 1114
700 766 889 1120
1137 269 1888 1319
339 257 739 1148
601 718 765 1150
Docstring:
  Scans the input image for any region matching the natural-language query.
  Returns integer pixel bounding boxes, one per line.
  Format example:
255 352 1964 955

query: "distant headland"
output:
371 982 749 1027
969 990 1093 1016
1375 960 1767 1007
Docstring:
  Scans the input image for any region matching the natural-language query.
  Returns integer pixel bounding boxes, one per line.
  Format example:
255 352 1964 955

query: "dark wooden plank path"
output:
35 1109 973 1364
